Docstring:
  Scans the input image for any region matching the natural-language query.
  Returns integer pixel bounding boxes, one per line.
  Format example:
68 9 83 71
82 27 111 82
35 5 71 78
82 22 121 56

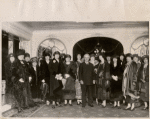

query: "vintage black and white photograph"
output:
1 21 149 117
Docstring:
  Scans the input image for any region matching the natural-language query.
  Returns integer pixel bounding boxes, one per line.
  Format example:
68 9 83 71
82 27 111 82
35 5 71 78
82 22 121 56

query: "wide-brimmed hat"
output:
16 49 25 56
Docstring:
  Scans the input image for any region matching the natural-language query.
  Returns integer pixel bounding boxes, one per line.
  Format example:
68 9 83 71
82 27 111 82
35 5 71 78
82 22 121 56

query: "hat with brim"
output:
16 49 25 56
98 53 106 59
142 55 149 62
132 54 139 59
31 57 38 63
112 55 119 59
25 53 30 58
126 53 132 58
44 53 51 57
65 54 71 59
90 54 95 58
53 51 60 56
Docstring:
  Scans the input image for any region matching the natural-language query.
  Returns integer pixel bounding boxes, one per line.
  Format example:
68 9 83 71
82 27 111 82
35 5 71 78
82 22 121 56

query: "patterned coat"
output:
122 61 137 98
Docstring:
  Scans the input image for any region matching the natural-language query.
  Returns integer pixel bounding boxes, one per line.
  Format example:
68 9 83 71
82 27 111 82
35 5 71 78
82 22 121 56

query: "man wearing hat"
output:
122 53 139 111
29 57 41 101
14 49 35 112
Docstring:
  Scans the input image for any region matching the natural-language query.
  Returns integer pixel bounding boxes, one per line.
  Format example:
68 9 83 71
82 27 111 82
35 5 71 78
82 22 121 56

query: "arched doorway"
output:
73 37 124 61
37 38 67 58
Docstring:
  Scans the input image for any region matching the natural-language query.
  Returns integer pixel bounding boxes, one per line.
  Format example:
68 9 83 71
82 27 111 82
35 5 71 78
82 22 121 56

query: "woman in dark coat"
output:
29 57 41 100
49 51 64 108
139 55 149 110
110 55 123 109
14 49 35 112
42 53 51 86
90 54 98 104
96 53 111 107
63 54 77 106
4 53 17 108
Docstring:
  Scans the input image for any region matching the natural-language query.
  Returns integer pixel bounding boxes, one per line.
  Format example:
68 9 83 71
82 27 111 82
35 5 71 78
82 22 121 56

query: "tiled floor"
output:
30 102 149 117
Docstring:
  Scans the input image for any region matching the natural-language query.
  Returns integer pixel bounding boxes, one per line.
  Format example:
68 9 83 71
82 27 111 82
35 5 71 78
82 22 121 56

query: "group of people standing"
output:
4 48 149 113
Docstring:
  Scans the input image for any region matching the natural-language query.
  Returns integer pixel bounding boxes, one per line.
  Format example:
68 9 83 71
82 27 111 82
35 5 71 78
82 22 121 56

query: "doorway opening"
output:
73 37 124 61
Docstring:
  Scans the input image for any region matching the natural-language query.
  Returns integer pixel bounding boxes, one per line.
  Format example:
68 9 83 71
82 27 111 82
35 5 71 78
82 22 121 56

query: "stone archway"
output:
73 37 124 61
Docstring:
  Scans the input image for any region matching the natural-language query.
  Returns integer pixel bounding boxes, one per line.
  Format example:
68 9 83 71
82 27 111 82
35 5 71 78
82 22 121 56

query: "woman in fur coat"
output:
13 49 35 112
63 54 77 106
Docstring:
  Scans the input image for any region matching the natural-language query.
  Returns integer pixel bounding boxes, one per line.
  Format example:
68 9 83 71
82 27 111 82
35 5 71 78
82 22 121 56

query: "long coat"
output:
4 61 17 106
75 61 82 100
110 62 123 101
139 64 149 102
49 58 64 97
42 60 51 84
122 61 137 98
63 61 77 100
14 60 35 108
29 66 41 98
96 61 111 100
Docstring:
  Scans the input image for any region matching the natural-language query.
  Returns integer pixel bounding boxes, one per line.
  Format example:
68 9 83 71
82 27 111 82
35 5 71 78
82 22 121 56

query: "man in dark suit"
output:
79 54 96 107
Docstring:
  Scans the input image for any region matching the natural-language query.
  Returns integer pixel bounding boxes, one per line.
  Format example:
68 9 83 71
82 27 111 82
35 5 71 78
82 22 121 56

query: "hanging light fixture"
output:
94 41 105 56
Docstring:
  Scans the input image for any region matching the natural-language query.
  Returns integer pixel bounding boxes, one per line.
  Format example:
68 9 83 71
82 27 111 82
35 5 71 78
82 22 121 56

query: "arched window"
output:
131 35 149 56
37 38 67 57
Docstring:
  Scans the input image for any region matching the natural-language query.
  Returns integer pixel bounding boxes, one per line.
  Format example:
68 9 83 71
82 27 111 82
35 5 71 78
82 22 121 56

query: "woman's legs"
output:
114 101 117 107
142 102 148 110
64 100 67 105
69 100 72 106
102 100 106 107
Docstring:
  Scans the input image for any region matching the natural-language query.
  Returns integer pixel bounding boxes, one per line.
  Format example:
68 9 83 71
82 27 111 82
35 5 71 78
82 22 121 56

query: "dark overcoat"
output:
49 58 64 97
